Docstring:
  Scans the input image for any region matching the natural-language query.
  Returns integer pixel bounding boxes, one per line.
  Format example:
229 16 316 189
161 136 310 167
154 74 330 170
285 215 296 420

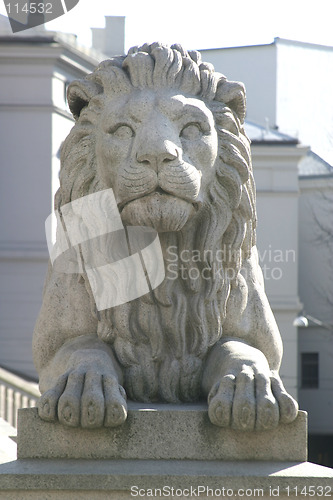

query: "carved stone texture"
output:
33 42 298 431
17 406 308 461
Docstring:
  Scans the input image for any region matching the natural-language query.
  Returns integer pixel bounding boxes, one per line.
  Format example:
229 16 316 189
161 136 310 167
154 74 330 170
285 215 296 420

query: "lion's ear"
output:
216 80 246 124
67 79 102 120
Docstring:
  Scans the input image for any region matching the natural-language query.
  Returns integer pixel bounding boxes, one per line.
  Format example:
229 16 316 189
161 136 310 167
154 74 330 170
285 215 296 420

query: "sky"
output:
1 0 333 51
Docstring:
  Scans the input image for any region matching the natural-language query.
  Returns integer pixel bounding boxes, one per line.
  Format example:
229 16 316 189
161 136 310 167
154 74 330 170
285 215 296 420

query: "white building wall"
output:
0 106 51 378
0 260 47 377
298 179 333 325
276 39 333 165
0 45 57 379
91 16 125 57
200 44 277 128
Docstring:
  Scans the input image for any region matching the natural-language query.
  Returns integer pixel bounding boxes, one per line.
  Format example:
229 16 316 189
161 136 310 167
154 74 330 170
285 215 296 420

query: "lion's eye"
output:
111 125 134 139
180 123 202 140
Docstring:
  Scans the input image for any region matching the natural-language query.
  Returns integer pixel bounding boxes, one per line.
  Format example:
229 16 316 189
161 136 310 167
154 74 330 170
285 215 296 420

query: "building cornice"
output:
0 34 101 74
299 177 333 190
251 144 309 159
0 242 48 261
199 37 333 54
0 103 74 121
274 37 333 52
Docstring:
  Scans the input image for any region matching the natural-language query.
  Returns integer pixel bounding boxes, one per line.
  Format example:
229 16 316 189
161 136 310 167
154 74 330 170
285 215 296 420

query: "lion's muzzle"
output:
120 191 196 232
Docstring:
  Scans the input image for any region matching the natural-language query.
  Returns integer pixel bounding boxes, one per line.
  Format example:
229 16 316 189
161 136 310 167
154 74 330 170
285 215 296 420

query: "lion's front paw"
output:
207 367 298 431
38 366 127 428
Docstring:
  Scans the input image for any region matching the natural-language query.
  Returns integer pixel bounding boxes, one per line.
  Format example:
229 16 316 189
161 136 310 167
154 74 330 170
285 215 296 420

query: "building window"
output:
301 353 319 389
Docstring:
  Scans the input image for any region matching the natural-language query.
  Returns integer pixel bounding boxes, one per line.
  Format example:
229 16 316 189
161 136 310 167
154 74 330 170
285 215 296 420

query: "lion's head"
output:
56 43 257 402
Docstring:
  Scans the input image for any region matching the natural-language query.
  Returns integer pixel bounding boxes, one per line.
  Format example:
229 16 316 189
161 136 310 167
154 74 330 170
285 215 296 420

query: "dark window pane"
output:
301 352 319 389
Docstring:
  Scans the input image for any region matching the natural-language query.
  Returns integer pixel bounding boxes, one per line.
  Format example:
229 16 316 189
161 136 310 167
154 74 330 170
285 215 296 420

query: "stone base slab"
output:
0 459 332 499
17 404 308 462
1 404 332 499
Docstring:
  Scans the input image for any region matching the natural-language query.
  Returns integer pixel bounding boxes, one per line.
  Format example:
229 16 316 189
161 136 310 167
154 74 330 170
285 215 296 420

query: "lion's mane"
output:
56 43 257 403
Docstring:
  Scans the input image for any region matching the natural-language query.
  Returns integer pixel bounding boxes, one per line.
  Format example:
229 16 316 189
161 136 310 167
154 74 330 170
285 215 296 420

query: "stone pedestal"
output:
17 404 307 461
0 404 332 499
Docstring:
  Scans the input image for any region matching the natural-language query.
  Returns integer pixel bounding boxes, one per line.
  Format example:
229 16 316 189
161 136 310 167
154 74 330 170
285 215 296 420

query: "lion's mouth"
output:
119 187 202 213
119 189 200 232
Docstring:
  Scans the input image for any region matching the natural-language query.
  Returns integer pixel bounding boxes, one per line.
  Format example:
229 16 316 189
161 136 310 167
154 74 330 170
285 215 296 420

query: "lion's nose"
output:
136 140 180 171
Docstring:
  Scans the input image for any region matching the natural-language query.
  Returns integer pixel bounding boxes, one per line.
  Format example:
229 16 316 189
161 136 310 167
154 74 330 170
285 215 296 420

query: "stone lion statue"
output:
33 42 298 431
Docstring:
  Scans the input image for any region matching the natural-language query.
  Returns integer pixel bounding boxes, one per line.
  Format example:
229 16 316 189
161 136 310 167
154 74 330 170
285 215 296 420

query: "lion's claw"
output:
38 368 127 428
207 366 297 431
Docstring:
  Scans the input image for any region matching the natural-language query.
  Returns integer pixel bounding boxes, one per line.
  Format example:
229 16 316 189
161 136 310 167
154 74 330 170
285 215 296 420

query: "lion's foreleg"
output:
37 337 127 428
201 248 298 430
33 266 127 428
